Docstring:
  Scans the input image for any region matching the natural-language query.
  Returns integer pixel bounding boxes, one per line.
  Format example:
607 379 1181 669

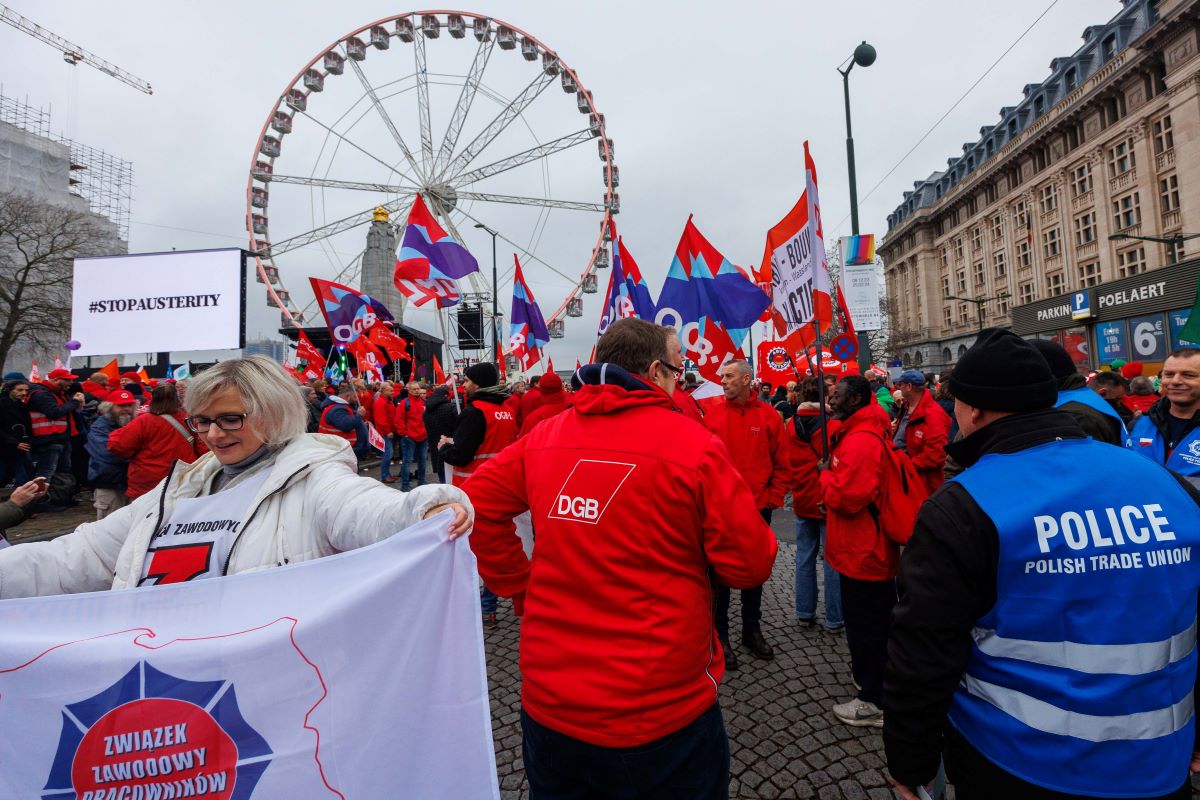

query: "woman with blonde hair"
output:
0 356 471 596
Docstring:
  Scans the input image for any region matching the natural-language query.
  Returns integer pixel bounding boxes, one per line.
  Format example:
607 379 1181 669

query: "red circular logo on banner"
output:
765 346 791 372
72 698 238 798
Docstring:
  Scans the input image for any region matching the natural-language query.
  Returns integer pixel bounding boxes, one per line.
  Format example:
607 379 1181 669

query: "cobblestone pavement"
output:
484 513 899 800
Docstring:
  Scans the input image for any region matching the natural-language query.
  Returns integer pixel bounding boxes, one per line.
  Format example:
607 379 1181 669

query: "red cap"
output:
105 389 136 404
119 372 140 381
47 368 76 381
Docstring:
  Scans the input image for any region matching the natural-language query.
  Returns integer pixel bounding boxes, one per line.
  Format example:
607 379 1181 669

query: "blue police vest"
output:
1125 413 1200 482
1055 387 1126 434
949 438 1200 797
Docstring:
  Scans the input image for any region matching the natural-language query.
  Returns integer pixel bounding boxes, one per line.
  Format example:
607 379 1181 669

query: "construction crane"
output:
0 4 152 95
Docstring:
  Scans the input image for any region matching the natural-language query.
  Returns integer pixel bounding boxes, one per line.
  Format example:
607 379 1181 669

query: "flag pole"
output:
435 308 461 413
812 318 830 457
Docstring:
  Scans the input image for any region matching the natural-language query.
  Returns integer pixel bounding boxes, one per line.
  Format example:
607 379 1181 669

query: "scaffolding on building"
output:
0 90 133 240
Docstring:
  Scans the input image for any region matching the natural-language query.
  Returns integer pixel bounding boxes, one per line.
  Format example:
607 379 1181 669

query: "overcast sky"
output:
1 0 1117 367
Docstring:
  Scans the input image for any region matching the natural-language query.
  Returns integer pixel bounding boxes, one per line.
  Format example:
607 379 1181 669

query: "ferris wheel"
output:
244 10 618 349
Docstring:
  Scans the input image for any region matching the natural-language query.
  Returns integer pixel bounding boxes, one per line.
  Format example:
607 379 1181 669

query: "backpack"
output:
859 429 928 545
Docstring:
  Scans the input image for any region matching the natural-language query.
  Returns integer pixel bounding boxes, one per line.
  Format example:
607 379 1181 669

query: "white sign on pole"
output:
842 262 882 331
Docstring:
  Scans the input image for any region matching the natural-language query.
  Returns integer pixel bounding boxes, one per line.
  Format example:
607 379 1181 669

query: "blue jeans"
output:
31 440 69 481
795 516 843 630
480 585 498 615
379 436 394 481
521 703 730 800
400 437 427 491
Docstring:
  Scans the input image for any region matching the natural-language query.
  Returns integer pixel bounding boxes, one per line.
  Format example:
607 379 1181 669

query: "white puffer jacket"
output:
0 434 472 598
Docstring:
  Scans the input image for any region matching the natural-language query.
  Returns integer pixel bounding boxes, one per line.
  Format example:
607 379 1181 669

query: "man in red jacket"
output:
465 319 776 799
372 383 397 483
518 372 568 437
892 371 950 493
821 375 898 729
701 358 791 669
394 382 428 491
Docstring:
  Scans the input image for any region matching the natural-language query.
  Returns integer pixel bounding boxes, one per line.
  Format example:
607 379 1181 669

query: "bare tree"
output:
0 192 111 369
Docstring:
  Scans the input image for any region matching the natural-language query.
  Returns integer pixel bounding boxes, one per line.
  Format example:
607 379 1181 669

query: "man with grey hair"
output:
701 357 791 670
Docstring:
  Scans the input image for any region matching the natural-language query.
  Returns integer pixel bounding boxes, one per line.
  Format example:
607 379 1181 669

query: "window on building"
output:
973 261 986 287
1108 139 1135 177
1033 147 1049 173
1071 163 1092 197
1017 239 1032 271
1019 281 1035 304
940 249 949 269
956 269 967 293
1043 228 1061 258
1040 185 1058 214
992 214 1004 240
1167 239 1184 265
942 274 950 296
1066 67 1079 90
972 227 983 253
1065 122 1082 152
1074 211 1096 246
1112 191 1141 230
966 196 977 216
985 183 998 205
1045 271 1065 296
959 304 970 325
998 294 1010 315
1014 200 1027 226
1160 173 1180 213
955 238 964 260
943 306 953 328
1078 260 1102 287
1116 247 1147 278
1034 96 1046 117
993 251 1007 277
1153 115 1174 155
1102 34 1117 63
1100 94 1127 129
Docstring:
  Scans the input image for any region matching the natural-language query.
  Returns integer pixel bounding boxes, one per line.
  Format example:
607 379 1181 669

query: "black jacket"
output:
439 386 510 467
423 393 459 448
1056 373 1122 446
0 393 33 460
883 409 1200 795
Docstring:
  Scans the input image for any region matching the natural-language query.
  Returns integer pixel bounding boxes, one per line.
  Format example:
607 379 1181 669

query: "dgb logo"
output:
547 459 636 525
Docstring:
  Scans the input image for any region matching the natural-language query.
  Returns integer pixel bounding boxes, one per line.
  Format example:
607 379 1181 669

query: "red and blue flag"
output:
598 232 657 336
309 277 395 345
393 194 479 308
509 255 550 372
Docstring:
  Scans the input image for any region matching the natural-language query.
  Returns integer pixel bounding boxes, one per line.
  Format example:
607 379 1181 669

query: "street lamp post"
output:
945 292 1011 332
1109 231 1200 264
838 41 876 237
838 41 875 369
474 222 500 364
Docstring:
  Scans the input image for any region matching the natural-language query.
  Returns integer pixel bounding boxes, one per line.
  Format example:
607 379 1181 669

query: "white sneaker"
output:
832 697 883 728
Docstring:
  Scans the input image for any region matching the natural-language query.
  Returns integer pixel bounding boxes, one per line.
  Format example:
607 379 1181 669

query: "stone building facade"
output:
878 0 1200 371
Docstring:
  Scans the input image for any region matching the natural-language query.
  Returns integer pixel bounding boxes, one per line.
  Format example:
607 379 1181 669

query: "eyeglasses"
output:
657 360 684 377
185 413 247 433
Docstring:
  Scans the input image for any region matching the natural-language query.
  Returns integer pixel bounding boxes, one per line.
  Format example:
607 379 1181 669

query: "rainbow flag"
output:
842 234 876 266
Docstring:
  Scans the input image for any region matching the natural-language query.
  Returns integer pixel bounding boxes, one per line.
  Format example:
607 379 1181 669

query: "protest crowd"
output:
1 316 1199 800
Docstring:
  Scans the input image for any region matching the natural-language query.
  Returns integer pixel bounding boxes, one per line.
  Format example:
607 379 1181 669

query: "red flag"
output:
98 358 120 384
282 363 307 384
497 351 507 382
546 356 555 374
433 355 448 385
137 368 150 383
347 337 385 380
693 321 745 383
835 283 858 341
296 330 326 369
575 359 582 371
756 340 797 385
366 324 411 361
366 421 387 452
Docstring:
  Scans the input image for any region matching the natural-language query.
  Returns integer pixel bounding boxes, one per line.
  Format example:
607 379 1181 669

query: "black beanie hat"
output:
948 327 1057 412
463 362 499 388
1027 338 1077 381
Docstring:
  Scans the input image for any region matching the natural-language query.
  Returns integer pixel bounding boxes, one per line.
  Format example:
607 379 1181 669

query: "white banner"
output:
71 249 246 356
842 262 882 332
0 512 499 800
